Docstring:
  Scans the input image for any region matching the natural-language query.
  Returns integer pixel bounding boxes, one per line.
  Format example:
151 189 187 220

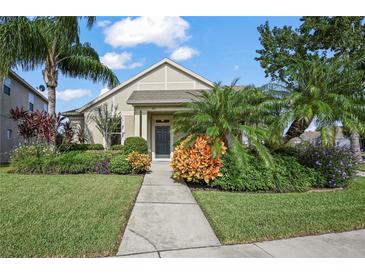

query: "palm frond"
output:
0 17 47 75
58 53 119 88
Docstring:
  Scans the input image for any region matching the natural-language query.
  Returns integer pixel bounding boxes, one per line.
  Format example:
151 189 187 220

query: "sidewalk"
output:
117 162 220 257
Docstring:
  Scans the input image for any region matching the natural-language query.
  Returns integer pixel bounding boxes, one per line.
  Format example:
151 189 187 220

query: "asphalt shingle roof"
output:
127 89 205 105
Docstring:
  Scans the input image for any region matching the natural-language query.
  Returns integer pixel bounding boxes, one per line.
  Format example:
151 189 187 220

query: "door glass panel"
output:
155 126 170 156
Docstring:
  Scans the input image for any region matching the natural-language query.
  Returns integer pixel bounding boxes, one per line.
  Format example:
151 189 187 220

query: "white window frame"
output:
109 118 123 145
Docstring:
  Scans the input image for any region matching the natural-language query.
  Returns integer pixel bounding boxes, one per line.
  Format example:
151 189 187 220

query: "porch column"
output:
141 110 148 140
134 110 140 137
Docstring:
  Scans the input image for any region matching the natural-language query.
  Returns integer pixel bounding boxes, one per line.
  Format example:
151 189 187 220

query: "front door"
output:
155 126 170 158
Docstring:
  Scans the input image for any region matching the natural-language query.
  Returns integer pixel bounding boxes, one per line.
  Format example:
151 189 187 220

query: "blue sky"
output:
15 16 301 112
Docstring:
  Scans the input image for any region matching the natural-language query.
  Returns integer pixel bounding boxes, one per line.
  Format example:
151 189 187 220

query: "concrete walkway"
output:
117 162 365 258
119 227 365 258
117 162 220 257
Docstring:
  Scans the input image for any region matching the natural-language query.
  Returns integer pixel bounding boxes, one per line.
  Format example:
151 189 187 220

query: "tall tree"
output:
0 17 119 116
262 56 365 146
256 16 365 160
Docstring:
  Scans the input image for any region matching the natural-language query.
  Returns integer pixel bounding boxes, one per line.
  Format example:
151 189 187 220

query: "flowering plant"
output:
299 146 355 187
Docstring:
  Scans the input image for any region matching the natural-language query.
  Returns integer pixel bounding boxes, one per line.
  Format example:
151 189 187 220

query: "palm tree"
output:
0 16 119 116
262 56 365 155
173 81 273 166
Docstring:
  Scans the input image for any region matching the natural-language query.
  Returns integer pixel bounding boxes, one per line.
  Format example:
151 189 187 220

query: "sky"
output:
15 16 301 113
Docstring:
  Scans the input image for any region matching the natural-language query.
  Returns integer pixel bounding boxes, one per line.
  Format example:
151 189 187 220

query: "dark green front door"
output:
155 126 170 157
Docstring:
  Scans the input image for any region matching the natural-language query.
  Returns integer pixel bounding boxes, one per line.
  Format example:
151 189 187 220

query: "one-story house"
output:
63 58 214 161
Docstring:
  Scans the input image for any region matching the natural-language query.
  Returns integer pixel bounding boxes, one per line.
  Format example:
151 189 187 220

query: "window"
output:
3 78 11 95
28 93 34 111
109 119 122 146
7 129 12 140
43 103 48 113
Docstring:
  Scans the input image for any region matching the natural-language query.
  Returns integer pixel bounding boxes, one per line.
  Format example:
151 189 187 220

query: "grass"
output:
0 169 143 257
357 163 365 172
193 176 365 245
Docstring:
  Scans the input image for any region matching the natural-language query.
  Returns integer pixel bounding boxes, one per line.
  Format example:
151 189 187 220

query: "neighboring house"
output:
0 71 48 163
288 127 351 147
63 58 214 161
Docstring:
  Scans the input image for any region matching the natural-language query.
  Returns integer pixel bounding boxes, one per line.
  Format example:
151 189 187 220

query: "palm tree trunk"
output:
43 59 58 117
284 118 311 143
43 58 58 148
350 131 362 163
47 85 56 116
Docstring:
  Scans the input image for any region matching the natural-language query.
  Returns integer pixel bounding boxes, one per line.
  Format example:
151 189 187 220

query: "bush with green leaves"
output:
58 143 104 152
110 154 132 174
55 151 111 174
110 144 124 151
10 148 119 174
212 150 324 192
298 146 355 188
123 137 148 154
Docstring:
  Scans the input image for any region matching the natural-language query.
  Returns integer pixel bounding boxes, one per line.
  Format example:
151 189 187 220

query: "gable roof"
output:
77 58 214 113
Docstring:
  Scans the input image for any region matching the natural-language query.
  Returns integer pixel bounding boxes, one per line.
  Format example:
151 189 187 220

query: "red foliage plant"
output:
9 107 66 144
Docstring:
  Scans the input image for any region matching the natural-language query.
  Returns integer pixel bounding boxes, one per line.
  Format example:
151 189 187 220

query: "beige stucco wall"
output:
0 74 48 163
75 62 212 148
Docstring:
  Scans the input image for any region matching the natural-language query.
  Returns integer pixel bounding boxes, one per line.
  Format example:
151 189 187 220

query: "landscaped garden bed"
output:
0 169 143 257
8 136 151 176
169 81 364 244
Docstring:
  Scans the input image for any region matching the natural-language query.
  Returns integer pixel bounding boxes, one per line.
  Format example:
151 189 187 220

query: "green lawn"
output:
357 163 365 172
193 176 365 244
0 170 142 257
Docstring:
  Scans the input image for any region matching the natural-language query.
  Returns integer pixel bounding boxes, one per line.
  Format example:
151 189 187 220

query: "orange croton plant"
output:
171 135 227 184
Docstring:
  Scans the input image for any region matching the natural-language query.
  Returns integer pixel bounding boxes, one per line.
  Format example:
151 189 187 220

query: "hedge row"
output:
9 144 150 175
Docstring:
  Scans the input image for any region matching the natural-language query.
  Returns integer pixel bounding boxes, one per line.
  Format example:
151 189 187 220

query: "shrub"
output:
10 145 54 173
274 146 300 157
58 143 104 152
53 151 110 174
124 137 148 154
10 148 114 174
110 154 132 174
212 150 324 192
272 154 325 191
171 135 227 183
298 146 355 188
127 152 151 174
111 144 124 151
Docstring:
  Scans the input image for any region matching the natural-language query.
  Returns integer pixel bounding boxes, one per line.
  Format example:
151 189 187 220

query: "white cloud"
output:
234 65 239 70
99 87 109 95
100 51 143 70
97 20 112 28
104 16 190 49
56 89 91 101
170 47 199 61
